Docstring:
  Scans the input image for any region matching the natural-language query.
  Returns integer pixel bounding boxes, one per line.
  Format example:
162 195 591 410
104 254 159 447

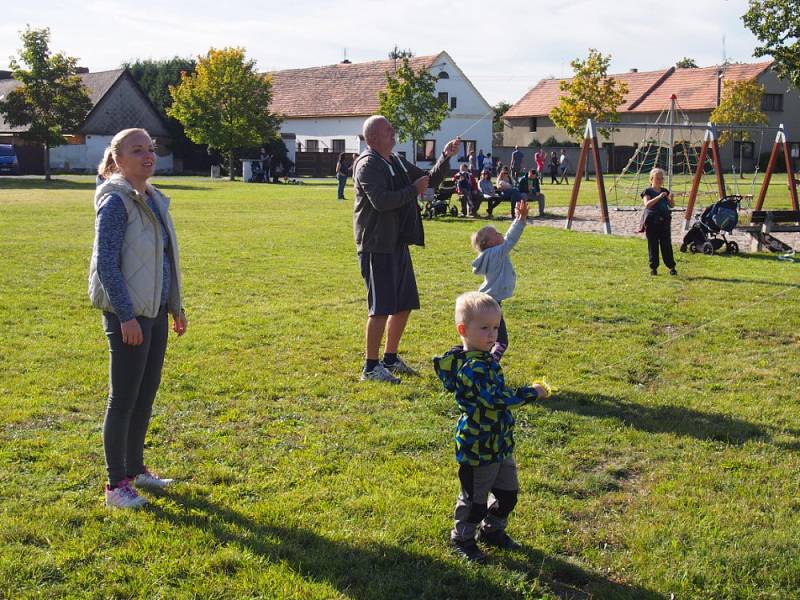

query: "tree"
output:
388 45 414 60
378 57 450 164
124 57 197 157
493 101 511 133
743 0 800 89
710 79 769 176
0 26 92 180
549 49 629 141
676 57 699 68
168 47 281 180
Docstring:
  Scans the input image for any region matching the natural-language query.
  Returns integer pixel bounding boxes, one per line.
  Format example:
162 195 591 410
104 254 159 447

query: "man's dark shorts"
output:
359 246 420 316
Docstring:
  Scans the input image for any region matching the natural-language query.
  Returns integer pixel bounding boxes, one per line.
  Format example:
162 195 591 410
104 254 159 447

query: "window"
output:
450 96 457 109
416 140 436 162
438 92 448 106
529 117 538 132
306 139 319 152
332 139 345 153
762 93 784 112
733 141 755 159
438 71 450 79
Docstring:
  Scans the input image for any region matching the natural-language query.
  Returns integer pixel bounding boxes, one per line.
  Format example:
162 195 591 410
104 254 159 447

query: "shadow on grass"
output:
543 390 768 446
150 489 663 599
0 177 94 191
684 275 800 287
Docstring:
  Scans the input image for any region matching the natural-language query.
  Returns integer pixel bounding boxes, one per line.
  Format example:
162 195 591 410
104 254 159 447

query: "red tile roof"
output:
504 61 774 118
268 54 441 118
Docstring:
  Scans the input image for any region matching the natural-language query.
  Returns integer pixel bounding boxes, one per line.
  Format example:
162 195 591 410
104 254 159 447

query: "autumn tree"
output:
549 49 628 141
0 26 92 180
743 0 800 88
168 47 281 180
378 57 450 164
710 79 769 176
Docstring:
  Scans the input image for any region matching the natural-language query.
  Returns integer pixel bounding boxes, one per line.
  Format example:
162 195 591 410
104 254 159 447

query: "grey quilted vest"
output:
88 175 183 318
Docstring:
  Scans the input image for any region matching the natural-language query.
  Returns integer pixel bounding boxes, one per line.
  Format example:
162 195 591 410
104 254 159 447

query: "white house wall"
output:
49 133 173 173
278 53 492 166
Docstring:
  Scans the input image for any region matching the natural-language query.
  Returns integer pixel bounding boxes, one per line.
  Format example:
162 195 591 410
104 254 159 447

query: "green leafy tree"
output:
168 47 281 180
710 79 769 176
549 48 629 141
378 57 450 164
0 26 92 180
743 0 800 88
493 101 511 133
124 57 197 157
676 57 699 68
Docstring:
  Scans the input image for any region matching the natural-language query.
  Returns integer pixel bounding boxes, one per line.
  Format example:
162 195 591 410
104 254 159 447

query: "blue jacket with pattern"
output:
433 346 540 466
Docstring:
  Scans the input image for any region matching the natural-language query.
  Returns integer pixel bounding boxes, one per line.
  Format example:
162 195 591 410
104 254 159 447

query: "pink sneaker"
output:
105 479 147 509
132 467 174 490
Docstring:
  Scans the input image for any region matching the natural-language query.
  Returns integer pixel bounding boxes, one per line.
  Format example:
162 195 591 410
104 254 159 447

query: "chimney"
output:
630 68 638 73
340 59 351 64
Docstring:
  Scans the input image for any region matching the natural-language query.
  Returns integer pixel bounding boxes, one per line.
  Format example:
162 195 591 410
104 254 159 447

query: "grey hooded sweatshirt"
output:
471 218 526 302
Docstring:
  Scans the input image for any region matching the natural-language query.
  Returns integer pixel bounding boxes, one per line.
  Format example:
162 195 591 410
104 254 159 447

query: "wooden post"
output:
684 126 711 231
755 128 783 211
566 120 592 230
781 126 799 212
709 127 726 198
590 131 611 234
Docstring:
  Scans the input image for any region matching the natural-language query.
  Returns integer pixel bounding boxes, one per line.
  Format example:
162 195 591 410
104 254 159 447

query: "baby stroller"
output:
423 181 458 219
680 194 741 255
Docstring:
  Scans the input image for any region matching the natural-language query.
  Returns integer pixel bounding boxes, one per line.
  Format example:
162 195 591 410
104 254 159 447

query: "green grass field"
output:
1 175 799 599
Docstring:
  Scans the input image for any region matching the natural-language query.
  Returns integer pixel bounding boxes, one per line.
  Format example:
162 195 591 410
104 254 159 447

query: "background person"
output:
353 115 460 383
548 151 559 184
335 152 350 200
88 128 188 509
534 148 545 176
517 168 545 217
510 146 523 181
559 149 570 184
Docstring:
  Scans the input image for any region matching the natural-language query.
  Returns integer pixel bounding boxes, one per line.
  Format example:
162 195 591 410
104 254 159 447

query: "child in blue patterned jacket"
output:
433 291 550 563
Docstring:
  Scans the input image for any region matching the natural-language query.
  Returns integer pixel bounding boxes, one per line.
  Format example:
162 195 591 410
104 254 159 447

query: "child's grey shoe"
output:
360 363 400 384
382 356 419 376
477 529 522 550
451 538 487 563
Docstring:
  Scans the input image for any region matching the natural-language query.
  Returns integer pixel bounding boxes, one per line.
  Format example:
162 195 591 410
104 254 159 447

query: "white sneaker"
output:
132 467 174 490
105 480 147 509
360 363 400 384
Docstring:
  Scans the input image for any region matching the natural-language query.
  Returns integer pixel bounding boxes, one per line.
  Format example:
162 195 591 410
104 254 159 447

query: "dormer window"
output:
438 71 450 79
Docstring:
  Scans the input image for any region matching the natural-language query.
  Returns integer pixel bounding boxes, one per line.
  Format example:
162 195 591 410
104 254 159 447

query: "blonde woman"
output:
88 128 187 508
641 167 677 276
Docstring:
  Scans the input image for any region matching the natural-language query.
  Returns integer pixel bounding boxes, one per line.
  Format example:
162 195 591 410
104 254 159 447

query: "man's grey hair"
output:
363 115 388 145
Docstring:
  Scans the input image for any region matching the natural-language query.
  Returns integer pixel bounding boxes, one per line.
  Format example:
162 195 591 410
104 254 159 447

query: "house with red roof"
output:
268 51 492 171
502 61 799 164
0 68 173 174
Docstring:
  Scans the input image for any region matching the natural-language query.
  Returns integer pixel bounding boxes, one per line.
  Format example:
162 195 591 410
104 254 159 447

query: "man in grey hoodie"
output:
353 115 461 383
469 200 529 361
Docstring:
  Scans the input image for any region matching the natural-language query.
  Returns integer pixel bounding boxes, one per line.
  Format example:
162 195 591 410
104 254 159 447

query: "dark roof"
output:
0 69 126 133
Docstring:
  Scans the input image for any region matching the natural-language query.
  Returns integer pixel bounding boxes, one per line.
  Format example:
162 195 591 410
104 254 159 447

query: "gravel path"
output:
523 205 800 254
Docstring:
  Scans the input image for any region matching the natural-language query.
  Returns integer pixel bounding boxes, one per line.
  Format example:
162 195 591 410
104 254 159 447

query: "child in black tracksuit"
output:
641 167 677 276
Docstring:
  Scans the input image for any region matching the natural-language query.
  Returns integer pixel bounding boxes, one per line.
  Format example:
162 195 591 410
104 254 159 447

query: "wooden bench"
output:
739 210 800 252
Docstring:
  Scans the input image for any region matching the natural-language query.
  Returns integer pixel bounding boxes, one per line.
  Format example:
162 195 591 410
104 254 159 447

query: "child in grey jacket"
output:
470 200 529 361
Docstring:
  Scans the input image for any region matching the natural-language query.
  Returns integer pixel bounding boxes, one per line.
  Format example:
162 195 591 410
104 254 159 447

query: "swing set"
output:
567 108 799 235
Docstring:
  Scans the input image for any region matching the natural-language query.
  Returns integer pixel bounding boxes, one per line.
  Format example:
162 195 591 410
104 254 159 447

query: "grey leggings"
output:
102 307 168 487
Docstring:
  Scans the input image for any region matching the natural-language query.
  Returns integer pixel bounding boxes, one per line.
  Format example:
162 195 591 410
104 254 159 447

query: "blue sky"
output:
2 0 763 106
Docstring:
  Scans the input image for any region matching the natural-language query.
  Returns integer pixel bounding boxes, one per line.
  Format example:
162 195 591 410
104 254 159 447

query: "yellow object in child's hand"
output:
532 378 556 398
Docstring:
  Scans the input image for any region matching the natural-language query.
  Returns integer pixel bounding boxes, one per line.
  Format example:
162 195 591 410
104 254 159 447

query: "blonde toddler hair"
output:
455 291 501 325
471 225 497 252
649 167 666 184
97 128 152 179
